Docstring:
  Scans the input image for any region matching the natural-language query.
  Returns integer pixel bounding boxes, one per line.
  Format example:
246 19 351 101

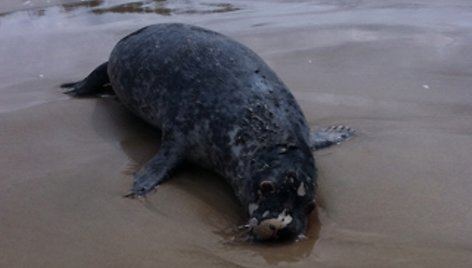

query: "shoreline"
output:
1 1 472 267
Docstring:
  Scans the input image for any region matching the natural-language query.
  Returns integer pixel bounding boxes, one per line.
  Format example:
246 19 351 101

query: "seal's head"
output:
243 146 316 241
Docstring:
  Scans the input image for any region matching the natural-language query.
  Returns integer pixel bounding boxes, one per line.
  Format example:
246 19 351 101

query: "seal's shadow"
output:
90 98 319 262
89 98 241 218
89 98 161 165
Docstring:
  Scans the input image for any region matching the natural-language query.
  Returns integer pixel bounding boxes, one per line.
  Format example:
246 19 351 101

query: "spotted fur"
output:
62 23 353 241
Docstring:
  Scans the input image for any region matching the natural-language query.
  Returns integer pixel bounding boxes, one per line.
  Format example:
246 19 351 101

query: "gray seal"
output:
62 23 353 241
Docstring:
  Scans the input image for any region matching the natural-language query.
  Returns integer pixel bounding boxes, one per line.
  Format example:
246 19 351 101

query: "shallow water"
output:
1 0 472 267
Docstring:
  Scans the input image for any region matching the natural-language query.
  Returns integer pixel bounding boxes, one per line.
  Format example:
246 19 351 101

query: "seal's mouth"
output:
238 209 306 241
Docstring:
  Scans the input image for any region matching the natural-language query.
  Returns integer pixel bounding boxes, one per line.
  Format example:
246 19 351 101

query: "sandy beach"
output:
1 0 472 267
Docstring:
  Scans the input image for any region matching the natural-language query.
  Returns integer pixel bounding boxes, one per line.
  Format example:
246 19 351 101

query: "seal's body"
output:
62 23 353 241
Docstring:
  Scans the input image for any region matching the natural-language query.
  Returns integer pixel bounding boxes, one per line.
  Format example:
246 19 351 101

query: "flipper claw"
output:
123 192 137 199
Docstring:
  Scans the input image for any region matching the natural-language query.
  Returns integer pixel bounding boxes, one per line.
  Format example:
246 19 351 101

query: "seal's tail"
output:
61 62 110 97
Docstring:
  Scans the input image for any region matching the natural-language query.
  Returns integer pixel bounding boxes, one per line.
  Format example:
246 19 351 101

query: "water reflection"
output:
211 210 320 265
61 0 104 12
93 1 239 15
0 0 240 18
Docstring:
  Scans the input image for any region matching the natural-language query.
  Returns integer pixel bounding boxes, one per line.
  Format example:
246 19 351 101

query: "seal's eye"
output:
306 201 316 214
259 180 275 194
285 171 297 185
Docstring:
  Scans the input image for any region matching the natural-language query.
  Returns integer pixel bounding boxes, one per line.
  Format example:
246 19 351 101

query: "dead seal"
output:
62 23 353 241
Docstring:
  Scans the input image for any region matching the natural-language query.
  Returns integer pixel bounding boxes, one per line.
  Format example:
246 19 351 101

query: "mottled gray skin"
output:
62 23 353 241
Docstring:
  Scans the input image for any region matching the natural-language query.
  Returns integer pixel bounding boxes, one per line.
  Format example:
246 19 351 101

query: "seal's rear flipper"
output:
61 62 111 97
124 138 185 198
310 125 354 151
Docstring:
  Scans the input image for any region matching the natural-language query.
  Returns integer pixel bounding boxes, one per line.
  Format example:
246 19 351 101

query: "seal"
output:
62 23 353 241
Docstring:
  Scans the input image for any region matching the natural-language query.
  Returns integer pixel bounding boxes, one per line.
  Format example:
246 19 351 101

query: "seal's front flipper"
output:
125 139 184 198
310 125 355 151
61 62 111 97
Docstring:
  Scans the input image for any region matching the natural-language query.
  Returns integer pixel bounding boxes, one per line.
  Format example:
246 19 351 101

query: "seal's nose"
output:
253 218 285 240
252 210 297 240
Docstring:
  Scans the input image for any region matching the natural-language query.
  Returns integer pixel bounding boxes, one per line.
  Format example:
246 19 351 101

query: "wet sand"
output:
1 0 472 267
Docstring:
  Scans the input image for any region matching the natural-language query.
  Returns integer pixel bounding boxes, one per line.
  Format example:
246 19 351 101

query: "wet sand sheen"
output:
1 0 472 267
